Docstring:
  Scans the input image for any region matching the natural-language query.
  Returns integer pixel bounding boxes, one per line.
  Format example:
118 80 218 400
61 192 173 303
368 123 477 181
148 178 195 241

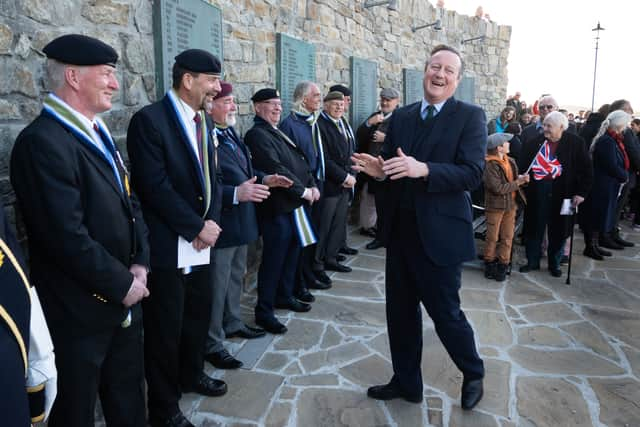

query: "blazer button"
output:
198 196 203 201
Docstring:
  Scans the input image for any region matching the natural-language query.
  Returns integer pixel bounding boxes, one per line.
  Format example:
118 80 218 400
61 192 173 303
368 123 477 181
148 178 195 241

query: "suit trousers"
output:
524 180 565 269
484 208 517 264
359 183 377 229
143 268 212 420
48 315 145 427
256 213 300 322
0 324 31 427
313 191 350 269
385 209 484 396
206 245 248 354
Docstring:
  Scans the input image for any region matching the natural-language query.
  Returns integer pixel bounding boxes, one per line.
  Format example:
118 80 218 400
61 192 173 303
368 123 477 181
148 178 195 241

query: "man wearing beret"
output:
203 82 293 369
244 88 318 334
10 34 150 426
127 49 225 427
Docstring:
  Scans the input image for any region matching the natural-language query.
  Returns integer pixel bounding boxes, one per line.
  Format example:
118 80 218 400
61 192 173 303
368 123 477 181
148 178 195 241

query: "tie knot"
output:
193 113 201 124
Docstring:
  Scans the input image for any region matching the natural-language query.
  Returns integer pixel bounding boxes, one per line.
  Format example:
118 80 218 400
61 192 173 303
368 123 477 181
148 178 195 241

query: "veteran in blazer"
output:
10 35 150 427
354 45 486 411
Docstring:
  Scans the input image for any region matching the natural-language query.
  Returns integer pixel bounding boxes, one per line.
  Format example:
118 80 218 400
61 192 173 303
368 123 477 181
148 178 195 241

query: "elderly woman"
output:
581 110 631 259
487 106 516 134
519 111 593 277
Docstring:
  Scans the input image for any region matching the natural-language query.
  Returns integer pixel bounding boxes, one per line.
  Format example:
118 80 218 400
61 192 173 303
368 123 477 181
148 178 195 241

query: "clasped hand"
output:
352 148 428 180
193 219 221 250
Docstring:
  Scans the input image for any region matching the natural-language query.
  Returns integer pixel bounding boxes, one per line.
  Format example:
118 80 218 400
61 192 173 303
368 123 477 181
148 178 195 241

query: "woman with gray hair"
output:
519 111 593 277
581 110 631 258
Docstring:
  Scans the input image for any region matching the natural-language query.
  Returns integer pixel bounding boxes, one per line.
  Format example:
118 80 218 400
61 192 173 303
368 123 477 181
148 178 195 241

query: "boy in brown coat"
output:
483 133 528 281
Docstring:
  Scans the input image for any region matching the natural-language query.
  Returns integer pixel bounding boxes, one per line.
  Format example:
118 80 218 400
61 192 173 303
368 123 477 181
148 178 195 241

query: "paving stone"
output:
265 401 292 427
290 374 339 386
549 277 640 312
298 295 387 327
322 279 383 298
480 347 500 357
461 268 505 290
519 303 581 324
589 377 640 427
503 276 555 305
320 325 343 349
592 258 640 270
279 386 297 400
195 416 223 427
347 254 386 271
330 268 381 282
461 289 502 311
428 409 443 426
509 347 625 375
367 333 391 360
338 326 379 338
427 396 443 409
386 397 424 426
582 305 640 349
475 359 510 417
448 406 500 426
500 421 517 427
622 346 640 378
516 377 592 427
467 311 513 346
505 305 520 318
339 354 393 387
272 319 324 351
421 328 463 398
297 388 387 427
517 325 570 347
513 319 527 325
197 370 283 421
256 353 291 372
605 270 640 298
283 361 302 375
300 341 370 373
560 321 618 360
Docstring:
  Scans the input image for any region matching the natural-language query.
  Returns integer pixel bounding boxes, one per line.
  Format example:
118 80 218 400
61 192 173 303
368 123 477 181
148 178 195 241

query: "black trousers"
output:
523 180 565 269
143 268 212 420
0 324 30 427
48 309 145 427
385 210 484 396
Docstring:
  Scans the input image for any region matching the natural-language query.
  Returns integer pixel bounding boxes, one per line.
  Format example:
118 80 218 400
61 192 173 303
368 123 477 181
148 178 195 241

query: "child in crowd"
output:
483 133 529 281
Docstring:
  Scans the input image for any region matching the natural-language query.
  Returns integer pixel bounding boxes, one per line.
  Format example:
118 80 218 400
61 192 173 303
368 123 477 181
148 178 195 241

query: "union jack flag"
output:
530 141 562 180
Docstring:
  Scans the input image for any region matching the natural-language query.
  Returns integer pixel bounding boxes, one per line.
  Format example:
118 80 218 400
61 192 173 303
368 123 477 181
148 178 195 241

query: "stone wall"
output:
0 0 511 222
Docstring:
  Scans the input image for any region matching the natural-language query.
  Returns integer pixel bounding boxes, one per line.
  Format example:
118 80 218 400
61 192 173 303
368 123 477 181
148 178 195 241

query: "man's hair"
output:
543 111 569 131
597 103 610 116
292 81 316 108
172 63 199 90
632 118 640 126
426 44 465 79
46 59 68 92
609 99 630 113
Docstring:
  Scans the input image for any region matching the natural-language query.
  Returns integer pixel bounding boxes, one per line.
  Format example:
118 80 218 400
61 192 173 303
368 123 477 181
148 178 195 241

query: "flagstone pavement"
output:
107 223 640 426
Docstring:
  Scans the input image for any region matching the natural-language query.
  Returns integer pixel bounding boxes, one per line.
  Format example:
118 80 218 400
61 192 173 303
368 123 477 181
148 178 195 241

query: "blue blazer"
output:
377 97 487 266
215 126 262 248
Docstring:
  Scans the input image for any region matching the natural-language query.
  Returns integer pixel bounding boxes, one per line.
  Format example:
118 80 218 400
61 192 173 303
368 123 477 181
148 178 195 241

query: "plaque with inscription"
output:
350 57 377 128
276 33 316 115
403 68 423 105
454 76 476 104
153 0 223 99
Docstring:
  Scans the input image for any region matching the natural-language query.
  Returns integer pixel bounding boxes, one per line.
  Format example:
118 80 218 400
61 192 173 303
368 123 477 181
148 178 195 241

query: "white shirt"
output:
168 90 201 165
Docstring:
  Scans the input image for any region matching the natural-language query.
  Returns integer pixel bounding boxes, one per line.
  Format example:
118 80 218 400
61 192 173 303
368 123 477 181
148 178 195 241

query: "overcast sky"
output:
444 0 638 113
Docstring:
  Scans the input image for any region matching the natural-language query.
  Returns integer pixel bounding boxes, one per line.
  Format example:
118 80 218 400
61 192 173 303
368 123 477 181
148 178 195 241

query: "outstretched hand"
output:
351 152 385 179
382 148 429 180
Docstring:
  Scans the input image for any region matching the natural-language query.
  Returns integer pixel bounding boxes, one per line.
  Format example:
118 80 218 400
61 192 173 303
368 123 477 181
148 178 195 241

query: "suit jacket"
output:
127 95 222 269
215 126 262 248
356 110 394 194
376 98 487 266
10 113 149 334
317 112 354 197
244 116 315 218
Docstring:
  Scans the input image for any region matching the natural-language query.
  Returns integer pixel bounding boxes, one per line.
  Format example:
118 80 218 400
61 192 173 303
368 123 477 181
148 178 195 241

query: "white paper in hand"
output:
177 236 210 268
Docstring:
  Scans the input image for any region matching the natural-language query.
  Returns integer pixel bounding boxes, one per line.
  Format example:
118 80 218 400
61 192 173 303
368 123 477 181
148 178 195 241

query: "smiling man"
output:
353 45 487 410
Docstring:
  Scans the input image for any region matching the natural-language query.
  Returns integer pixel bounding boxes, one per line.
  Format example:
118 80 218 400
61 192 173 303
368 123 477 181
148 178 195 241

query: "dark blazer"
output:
127 95 222 269
317 113 354 197
244 117 315 218
215 126 262 248
356 111 393 194
10 113 149 333
376 98 487 266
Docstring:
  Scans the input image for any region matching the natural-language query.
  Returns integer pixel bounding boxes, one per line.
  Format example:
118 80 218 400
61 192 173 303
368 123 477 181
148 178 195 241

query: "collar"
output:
420 98 446 116
321 111 342 125
169 90 197 123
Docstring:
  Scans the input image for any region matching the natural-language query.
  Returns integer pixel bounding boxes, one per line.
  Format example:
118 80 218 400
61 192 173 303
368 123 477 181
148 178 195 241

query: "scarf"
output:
607 129 630 171
294 107 325 181
486 154 516 199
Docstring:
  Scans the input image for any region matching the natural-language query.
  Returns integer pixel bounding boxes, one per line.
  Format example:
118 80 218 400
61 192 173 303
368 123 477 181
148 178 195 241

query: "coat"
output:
356 110 393 194
317 112 355 198
483 157 526 211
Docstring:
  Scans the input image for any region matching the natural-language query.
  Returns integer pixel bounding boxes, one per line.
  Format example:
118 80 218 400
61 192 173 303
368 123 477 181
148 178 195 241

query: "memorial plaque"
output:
403 68 424 105
153 0 223 99
276 33 316 115
454 76 476 104
350 57 377 128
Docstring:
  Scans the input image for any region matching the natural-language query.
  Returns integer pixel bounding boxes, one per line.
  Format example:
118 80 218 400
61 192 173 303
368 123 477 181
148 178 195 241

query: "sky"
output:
443 0 639 113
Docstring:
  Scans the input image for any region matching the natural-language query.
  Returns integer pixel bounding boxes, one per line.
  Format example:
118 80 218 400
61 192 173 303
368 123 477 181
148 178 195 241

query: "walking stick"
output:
566 212 576 285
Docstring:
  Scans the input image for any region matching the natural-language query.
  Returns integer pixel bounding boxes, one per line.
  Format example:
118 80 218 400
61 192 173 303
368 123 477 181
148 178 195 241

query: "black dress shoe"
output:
312 270 333 285
149 411 195 427
367 382 422 403
548 266 562 277
595 245 612 256
184 373 227 397
325 262 352 273
365 239 384 250
519 264 540 273
226 324 266 339
461 378 483 410
613 234 635 247
295 288 315 303
339 246 359 255
359 227 377 238
204 349 243 369
256 317 287 334
600 234 624 250
336 254 347 262
275 297 312 312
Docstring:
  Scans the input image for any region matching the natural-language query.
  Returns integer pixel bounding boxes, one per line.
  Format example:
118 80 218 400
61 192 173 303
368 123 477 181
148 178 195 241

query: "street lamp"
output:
412 19 442 33
461 35 485 44
591 22 605 111
364 0 398 10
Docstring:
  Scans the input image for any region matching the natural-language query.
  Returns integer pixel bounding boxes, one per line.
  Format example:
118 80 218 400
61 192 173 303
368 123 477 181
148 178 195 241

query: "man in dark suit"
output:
10 34 150 426
127 49 226 427
203 82 293 369
244 88 318 334
353 45 486 410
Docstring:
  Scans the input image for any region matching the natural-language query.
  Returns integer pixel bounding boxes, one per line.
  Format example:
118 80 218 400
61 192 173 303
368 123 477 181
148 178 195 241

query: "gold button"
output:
198 196 203 201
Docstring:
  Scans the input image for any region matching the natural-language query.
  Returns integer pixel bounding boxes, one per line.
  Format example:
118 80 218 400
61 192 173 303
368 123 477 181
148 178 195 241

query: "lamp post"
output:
412 19 442 33
364 0 398 10
461 35 485 44
591 22 605 111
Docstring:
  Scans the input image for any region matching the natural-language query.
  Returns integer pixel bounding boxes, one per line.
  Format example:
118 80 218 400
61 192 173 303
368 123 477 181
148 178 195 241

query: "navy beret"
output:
251 88 280 103
330 84 351 96
175 49 221 75
43 34 118 66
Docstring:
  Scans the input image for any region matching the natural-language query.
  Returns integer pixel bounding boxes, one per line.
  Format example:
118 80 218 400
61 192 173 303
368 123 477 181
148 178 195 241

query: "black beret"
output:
175 49 221 75
43 34 118 66
330 84 351 96
251 88 280 103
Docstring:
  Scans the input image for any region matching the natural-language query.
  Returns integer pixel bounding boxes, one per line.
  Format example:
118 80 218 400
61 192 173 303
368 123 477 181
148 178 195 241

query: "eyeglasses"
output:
539 104 556 110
